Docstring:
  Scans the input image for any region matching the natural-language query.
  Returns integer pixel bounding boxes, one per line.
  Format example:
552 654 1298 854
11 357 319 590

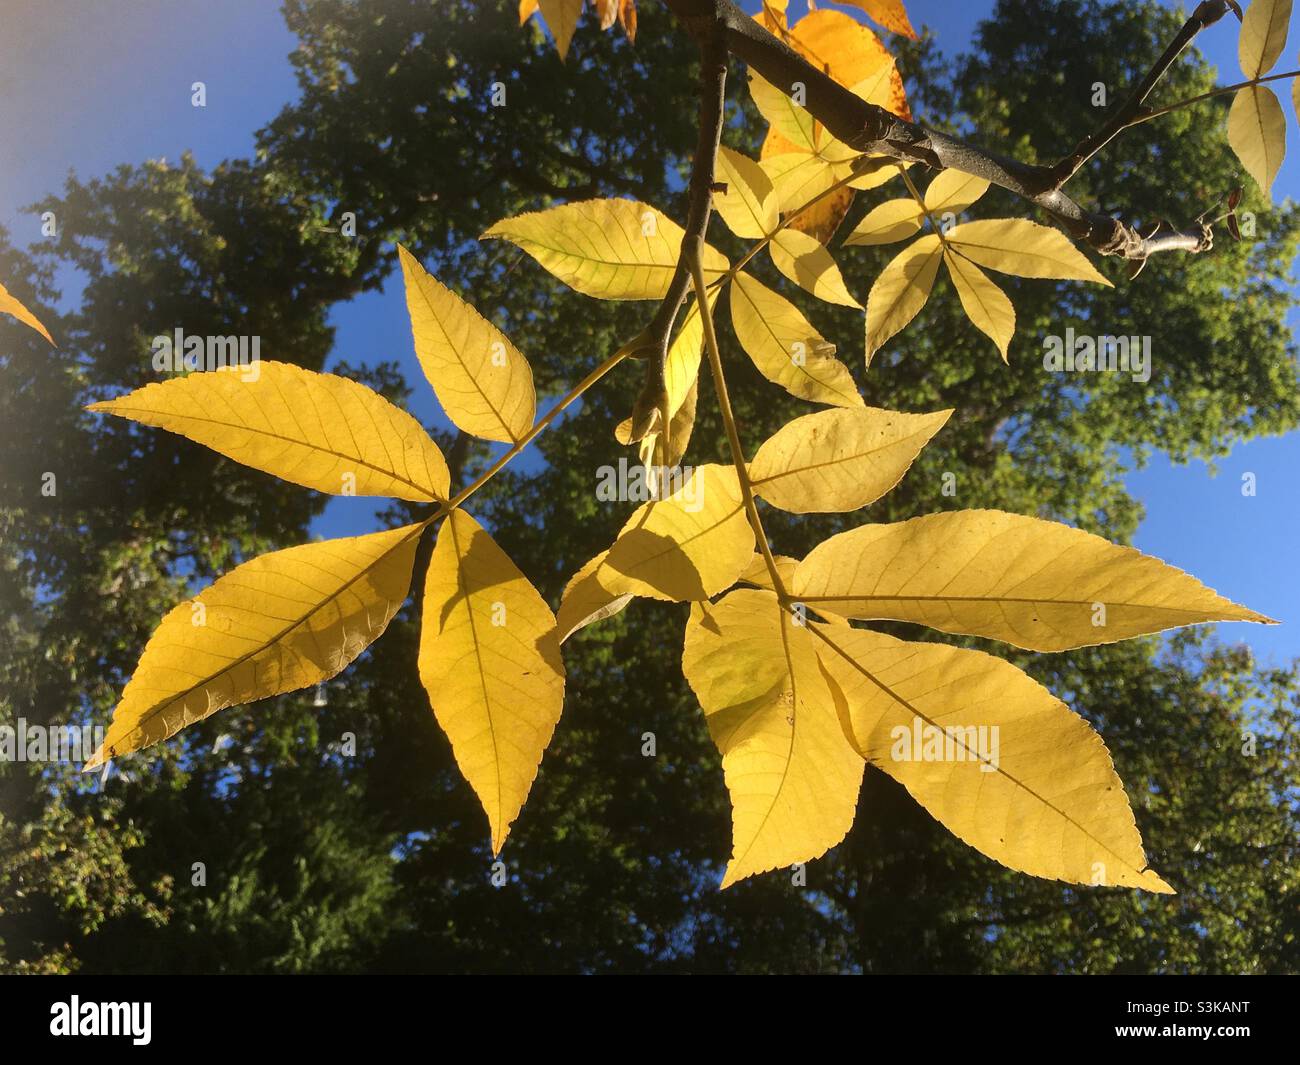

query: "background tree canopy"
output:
1 0 1297 973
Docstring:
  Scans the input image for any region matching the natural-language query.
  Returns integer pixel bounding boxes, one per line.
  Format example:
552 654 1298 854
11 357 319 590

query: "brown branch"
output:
663 0 1215 262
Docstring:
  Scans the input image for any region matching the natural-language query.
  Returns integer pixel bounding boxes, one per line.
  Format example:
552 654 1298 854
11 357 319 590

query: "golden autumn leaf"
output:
777 8 910 119
88 362 451 502
924 169 991 215
419 509 567 853
729 271 863 408
84 523 423 770
537 0 583 60
0 279 54 345
770 227 861 307
810 624 1173 892
792 509 1273 652
1228 84 1287 198
683 589 864 887
748 72 818 153
482 199 728 300
864 232 943 361
749 406 951 513
555 548 633 643
397 244 536 445
597 464 754 601
836 0 918 40
1239 0 1291 77
519 0 538 24
842 197 924 245
713 146 779 239
943 219 1113 285
737 552 800 593
943 249 1016 361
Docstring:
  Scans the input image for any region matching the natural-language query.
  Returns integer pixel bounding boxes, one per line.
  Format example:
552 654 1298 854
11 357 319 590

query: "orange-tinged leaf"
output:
682 589 864 887
538 0 583 60
84 522 423 770
88 362 452 502
793 509 1274 652
837 0 918 40
811 624 1174 892
419 510 566 853
784 9 910 118
0 280 53 344
519 0 539 24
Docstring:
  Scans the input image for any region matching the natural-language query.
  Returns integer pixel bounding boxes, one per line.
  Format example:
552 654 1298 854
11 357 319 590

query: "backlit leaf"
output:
1239 0 1291 76
89 362 451 502
538 0 582 60
924 169 990 214
793 509 1273 652
943 249 1015 361
85 522 423 770
944 219 1112 285
730 271 863 408
483 199 728 300
770 228 861 308
750 406 951 513
682 589 864 887
864 233 943 361
398 245 536 445
0 280 53 344
419 509 566 853
714 146 779 239
1228 85 1287 198
811 624 1174 892
842 197 924 245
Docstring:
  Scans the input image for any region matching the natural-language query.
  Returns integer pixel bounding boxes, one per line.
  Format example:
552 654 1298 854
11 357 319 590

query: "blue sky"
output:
1 0 1294 664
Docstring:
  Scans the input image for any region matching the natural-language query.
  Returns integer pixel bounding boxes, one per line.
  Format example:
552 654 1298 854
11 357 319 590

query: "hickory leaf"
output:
85 523 423 770
419 509 567 853
683 589 864 888
398 244 537 445
793 509 1273 652
0 280 54 344
89 362 452 502
749 406 951 514
811 624 1174 892
483 199 728 300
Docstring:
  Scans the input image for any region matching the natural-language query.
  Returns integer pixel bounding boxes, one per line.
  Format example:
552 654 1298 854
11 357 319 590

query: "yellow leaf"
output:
864 233 943 362
738 553 800 593
599 464 754 601
714 146 779 239
793 509 1273 652
593 0 618 30
924 169 990 214
1239 0 1291 76
519 0 538 24
84 523 423 770
419 510 566 852
397 245 536 445
943 249 1015 361
641 376 698 468
749 406 950 513
782 9 911 118
0 280 53 344
842 197 924 245
1228 85 1287 198
682 589 864 887
482 199 728 300
811 624 1173 892
664 289 716 421
748 72 818 153
770 228 861 308
538 0 582 60
730 271 863 408
760 151 844 217
836 0 918 39
88 362 451 502
944 219 1112 285
556 549 633 643
784 183 855 244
